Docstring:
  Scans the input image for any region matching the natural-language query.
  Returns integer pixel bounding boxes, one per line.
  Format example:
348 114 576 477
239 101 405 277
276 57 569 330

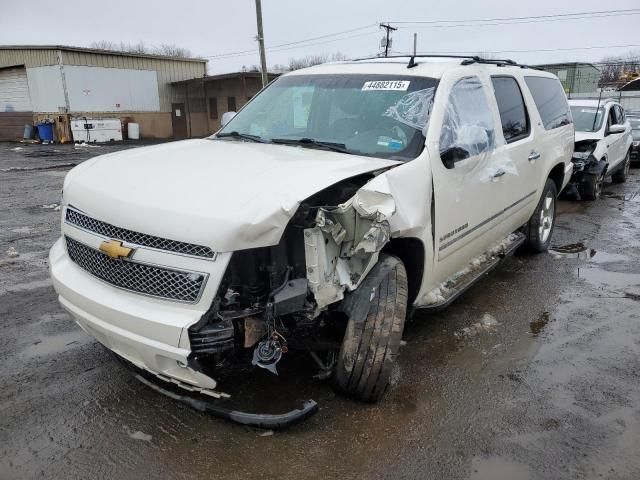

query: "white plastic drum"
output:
128 122 140 140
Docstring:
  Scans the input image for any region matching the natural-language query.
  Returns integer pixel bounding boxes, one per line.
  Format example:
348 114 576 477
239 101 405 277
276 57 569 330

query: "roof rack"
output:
351 54 540 70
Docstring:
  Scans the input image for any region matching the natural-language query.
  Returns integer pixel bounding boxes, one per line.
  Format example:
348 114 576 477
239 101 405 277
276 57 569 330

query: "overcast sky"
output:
1 0 639 73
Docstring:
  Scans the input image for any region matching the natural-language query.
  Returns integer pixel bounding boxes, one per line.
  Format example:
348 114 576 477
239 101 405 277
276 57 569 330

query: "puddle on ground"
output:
469 456 532 480
557 201 586 214
20 330 87 359
549 243 628 263
602 190 640 203
578 268 640 289
549 242 595 260
530 312 550 336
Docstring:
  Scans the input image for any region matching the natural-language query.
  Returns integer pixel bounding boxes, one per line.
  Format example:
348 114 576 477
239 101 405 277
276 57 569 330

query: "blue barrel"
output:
36 122 54 142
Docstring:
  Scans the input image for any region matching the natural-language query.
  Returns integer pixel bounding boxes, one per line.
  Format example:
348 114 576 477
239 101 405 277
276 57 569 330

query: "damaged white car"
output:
567 99 633 200
50 56 574 427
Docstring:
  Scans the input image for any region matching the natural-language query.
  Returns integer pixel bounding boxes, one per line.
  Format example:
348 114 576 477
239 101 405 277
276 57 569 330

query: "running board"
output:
416 232 526 313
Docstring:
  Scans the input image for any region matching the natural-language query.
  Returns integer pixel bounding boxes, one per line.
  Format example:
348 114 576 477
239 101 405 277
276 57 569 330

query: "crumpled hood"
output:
64 139 399 252
574 131 602 143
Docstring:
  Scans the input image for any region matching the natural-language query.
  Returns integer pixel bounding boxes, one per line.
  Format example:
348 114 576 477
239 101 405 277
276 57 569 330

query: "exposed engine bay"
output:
571 139 599 173
187 172 395 379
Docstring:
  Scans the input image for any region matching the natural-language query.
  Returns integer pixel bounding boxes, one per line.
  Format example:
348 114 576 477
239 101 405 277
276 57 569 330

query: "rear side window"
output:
491 76 529 143
524 76 572 130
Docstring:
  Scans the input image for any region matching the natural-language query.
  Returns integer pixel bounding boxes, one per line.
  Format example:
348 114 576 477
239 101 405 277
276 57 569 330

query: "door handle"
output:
528 151 541 162
493 169 506 179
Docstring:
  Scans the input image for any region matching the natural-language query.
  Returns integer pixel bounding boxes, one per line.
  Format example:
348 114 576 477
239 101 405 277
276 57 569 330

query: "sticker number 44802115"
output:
362 80 410 91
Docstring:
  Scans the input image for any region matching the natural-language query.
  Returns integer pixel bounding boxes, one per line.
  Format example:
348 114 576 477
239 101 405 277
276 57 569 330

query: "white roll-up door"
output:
0 67 32 112
0 67 33 140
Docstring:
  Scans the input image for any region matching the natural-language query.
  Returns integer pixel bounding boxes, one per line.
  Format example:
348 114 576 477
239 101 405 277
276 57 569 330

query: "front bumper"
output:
49 236 229 395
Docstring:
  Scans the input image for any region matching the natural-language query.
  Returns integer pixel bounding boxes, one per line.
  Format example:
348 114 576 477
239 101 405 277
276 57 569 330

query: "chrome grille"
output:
65 236 207 303
65 208 215 259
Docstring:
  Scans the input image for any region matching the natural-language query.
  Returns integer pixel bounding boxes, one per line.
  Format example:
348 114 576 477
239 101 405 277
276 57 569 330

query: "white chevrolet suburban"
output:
50 56 574 426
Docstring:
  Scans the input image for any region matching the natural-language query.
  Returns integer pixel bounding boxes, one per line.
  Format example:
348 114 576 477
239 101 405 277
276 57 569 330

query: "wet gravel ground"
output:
1 141 639 480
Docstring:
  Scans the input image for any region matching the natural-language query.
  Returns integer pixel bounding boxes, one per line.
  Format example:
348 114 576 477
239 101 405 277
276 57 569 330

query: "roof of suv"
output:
568 98 619 108
284 56 556 79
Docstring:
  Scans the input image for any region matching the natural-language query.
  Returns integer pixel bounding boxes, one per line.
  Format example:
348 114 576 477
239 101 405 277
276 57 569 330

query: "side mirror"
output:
221 111 236 128
607 124 626 135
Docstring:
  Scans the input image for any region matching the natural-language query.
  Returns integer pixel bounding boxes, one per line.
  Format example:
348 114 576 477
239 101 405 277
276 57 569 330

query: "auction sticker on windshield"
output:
362 80 410 91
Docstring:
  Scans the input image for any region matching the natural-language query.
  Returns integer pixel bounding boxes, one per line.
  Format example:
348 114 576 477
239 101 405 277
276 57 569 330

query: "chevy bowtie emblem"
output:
99 239 134 260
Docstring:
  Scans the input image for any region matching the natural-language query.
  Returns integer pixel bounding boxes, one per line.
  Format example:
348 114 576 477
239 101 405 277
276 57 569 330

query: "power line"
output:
397 11 640 29
204 24 377 59
408 43 640 56
208 30 379 60
387 8 640 25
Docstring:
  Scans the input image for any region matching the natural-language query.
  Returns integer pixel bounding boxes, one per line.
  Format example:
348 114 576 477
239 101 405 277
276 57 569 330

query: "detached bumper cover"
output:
127 362 318 429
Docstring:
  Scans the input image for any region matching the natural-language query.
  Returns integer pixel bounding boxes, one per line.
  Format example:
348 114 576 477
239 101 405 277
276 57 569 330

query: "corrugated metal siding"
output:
0 49 58 68
60 51 205 111
1 48 206 113
0 67 32 112
26 66 66 113
64 65 160 112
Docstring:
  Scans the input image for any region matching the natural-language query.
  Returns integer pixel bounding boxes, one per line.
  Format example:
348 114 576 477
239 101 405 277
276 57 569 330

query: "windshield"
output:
570 106 605 132
214 74 438 161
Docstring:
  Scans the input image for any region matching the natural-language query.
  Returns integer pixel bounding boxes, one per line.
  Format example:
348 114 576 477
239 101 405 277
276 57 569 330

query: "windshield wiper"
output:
271 137 350 154
216 131 267 143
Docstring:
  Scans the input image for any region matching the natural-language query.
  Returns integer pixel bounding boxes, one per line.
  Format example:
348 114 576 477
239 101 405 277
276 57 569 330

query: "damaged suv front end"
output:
50 70 437 423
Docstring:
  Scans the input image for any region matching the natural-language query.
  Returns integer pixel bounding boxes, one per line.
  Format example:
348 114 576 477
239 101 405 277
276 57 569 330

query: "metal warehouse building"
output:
0 45 207 141
171 71 279 136
535 62 601 95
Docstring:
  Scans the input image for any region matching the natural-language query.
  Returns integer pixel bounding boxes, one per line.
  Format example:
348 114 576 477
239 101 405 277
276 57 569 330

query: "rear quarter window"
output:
524 76 573 130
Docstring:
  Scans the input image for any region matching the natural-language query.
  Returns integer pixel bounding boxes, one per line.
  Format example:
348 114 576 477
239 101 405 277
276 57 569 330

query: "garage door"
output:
0 66 33 140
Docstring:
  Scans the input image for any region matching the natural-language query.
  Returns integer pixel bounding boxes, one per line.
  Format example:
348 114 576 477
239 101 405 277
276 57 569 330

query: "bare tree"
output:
287 52 348 71
89 40 195 58
598 50 640 88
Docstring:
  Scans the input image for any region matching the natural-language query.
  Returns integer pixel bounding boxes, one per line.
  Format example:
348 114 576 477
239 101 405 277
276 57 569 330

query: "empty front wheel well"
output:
383 237 424 306
548 163 566 194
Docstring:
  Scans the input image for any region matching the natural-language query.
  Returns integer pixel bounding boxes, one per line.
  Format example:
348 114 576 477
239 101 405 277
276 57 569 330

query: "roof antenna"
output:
592 88 603 132
407 32 418 69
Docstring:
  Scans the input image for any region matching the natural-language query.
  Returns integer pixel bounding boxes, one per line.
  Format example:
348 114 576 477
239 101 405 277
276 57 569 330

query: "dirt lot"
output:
1 141 639 480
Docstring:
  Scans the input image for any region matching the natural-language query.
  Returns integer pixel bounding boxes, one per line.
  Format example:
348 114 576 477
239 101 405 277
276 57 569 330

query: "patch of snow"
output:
423 234 520 305
74 142 100 148
259 430 274 437
454 313 499 338
41 203 60 211
128 430 152 441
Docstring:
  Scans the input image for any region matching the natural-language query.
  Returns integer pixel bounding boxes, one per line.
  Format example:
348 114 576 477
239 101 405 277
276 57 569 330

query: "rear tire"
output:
581 172 603 201
612 150 631 183
525 178 557 253
333 254 408 402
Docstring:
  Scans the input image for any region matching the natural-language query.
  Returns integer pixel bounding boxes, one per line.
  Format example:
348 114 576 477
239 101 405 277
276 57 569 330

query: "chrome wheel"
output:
538 191 555 243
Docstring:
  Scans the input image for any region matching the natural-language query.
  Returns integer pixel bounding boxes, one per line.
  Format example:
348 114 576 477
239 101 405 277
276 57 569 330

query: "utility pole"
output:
379 23 397 57
255 0 268 87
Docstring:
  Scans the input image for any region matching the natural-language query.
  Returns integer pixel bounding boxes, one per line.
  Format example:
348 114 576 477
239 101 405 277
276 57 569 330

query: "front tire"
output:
612 150 631 183
581 172 603 201
525 178 557 253
333 254 408 402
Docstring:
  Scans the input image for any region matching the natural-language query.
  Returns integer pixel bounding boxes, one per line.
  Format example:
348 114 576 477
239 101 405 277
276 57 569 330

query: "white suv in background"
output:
50 56 573 426
568 99 633 200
